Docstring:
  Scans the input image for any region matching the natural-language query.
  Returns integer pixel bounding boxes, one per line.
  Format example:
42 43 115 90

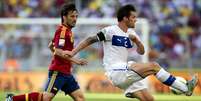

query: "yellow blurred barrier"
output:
0 71 200 95
0 72 47 92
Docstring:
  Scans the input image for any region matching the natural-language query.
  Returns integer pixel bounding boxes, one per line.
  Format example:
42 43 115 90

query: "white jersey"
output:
97 25 141 70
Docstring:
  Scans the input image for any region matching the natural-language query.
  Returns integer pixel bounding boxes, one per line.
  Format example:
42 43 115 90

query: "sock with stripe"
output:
12 92 42 101
155 68 188 92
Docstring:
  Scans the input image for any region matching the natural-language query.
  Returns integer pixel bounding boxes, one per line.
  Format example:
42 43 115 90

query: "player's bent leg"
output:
42 92 55 101
126 89 154 101
129 62 198 96
69 89 85 101
128 62 161 77
155 67 198 96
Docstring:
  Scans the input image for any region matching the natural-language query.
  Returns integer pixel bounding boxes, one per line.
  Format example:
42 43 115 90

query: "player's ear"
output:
123 16 129 21
62 16 66 21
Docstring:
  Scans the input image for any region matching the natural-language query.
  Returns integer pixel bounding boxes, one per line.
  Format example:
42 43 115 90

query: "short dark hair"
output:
60 3 77 22
117 5 136 22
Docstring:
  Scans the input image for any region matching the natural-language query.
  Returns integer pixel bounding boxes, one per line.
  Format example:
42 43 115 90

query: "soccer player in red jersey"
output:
6 3 87 101
43 3 87 101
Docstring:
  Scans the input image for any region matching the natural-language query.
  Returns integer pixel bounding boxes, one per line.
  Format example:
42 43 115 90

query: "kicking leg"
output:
129 62 198 96
155 66 198 96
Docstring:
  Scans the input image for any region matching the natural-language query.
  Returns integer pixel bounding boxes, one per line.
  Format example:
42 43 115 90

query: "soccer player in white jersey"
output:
63 4 198 101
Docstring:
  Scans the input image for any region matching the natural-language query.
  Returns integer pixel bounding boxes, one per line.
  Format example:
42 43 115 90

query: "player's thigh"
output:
61 74 80 94
61 74 84 100
108 70 144 89
44 71 68 100
128 62 161 77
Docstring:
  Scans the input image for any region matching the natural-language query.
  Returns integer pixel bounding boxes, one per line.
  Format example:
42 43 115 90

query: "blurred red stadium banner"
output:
0 71 200 95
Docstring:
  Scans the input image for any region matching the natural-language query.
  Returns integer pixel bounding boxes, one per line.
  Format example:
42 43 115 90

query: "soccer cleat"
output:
186 74 198 96
5 93 14 101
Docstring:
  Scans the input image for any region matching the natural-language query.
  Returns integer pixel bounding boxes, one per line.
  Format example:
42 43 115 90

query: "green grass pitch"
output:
1 92 201 101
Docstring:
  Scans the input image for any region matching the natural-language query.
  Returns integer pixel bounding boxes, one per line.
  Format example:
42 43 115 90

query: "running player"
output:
6 3 87 101
65 4 198 101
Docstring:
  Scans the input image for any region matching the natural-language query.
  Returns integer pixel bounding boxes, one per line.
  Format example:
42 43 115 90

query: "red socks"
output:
12 92 42 101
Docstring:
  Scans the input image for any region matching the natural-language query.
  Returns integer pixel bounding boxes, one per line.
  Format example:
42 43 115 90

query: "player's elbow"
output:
137 47 145 55
48 42 54 49
138 51 145 55
48 43 51 48
137 48 145 55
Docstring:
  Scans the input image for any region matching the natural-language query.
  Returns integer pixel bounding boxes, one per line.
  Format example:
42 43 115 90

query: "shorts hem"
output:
124 87 148 95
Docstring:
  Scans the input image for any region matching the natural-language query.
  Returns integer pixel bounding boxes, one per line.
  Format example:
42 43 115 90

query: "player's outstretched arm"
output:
129 34 145 55
48 41 86 65
67 57 88 65
52 47 87 65
71 35 99 56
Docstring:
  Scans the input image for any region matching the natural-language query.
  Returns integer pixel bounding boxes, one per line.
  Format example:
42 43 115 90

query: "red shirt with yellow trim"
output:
49 24 74 74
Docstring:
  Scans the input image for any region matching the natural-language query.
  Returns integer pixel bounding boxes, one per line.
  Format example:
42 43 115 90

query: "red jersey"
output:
49 24 74 74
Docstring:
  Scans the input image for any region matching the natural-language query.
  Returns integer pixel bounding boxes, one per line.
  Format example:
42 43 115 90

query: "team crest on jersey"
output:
112 35 132 48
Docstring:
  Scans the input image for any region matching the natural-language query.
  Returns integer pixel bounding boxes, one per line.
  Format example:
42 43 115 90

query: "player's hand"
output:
76 59 88 66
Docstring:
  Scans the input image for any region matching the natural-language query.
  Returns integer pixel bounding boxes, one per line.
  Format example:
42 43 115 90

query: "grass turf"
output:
1 92 201 101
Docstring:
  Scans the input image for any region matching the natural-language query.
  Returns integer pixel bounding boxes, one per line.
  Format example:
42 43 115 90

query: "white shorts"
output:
124 78 148 95
105 61 148 95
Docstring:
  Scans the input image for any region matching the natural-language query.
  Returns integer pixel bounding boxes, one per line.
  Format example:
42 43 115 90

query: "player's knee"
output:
42 92 54 101
150 62 160 72
43 95 52 101
144 96 154 101
74 94 85 101
150 62 159 67
139 96 154 101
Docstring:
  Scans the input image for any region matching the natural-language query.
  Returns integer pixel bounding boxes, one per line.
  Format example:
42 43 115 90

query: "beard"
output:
127 22 135 28
69 25 75 28
65 20 76 28
70 22 76 28
67 23 75 28
128 25 135 28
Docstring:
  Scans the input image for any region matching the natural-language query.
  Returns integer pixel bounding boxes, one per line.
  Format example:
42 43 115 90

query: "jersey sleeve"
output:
96 27 111 41
97 31 105 41
53 29 65 49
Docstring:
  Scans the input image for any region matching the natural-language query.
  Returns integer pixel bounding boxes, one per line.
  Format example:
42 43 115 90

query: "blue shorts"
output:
44 71 80 95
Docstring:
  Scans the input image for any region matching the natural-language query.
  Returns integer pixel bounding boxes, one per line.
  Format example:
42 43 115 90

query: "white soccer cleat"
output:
5 93 14 101
186 74 198 96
